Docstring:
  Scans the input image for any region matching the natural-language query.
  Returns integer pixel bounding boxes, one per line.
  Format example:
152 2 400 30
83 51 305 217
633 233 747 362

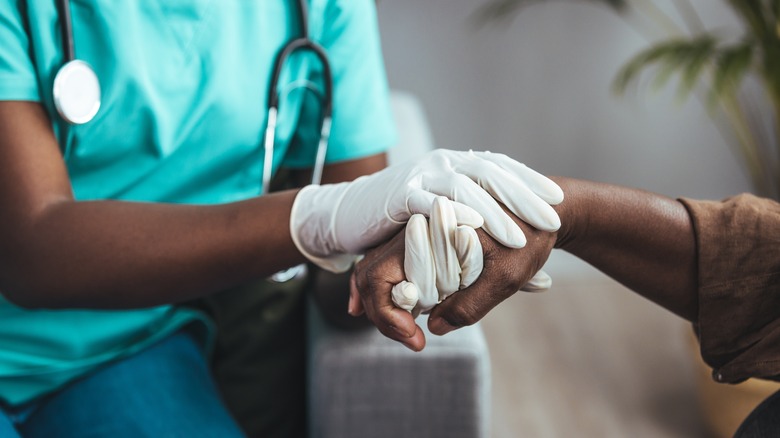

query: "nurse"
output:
0 1 562 436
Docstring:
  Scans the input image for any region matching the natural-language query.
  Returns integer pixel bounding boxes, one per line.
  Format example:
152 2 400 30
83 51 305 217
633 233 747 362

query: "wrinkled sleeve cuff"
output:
680 194 780 383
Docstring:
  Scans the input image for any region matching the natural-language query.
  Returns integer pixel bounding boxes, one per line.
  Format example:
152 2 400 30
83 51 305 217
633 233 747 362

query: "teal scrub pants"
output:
0 330 245 437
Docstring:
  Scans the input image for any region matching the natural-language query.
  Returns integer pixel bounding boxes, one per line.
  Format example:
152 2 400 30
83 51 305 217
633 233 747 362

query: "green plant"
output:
478 0 780 198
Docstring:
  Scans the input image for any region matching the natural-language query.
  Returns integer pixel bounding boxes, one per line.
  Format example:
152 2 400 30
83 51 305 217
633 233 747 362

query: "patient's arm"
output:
551 177 698 320
352 177 698 348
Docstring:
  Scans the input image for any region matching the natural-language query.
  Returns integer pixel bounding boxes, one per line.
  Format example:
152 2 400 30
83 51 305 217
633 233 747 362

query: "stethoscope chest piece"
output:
53 59 101 125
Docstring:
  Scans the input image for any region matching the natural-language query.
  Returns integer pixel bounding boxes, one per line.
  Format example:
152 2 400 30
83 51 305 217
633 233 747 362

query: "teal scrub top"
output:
0 0 396 405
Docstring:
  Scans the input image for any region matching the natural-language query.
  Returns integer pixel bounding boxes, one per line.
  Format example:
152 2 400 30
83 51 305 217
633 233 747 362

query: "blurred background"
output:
374 1 774 436
377 0 753 199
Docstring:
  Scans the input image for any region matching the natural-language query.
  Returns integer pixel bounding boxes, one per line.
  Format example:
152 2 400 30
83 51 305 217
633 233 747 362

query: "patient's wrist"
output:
549 176 584 252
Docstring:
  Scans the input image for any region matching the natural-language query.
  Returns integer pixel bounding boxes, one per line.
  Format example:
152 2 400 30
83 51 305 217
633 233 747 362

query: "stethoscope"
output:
52 0 334 281
52 0 332 194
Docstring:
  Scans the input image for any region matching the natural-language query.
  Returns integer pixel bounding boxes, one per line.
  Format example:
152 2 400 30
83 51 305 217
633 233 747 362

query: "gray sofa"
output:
306 92 491 438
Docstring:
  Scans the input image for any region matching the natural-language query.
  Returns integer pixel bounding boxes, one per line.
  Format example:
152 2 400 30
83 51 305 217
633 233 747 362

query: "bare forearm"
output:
553 177 698 321
0 191 304 309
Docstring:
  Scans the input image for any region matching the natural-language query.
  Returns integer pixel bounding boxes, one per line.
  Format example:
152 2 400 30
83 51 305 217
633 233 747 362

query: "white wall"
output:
376 0 753 199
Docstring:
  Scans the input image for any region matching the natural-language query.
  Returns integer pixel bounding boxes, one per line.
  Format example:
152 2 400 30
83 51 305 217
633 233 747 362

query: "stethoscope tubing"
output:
263 0 334 195
267 37 333 118
267 0 335 282
55 0 74 62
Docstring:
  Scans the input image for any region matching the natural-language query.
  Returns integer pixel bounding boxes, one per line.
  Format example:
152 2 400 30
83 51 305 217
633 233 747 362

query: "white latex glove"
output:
392 198 554 316
290 149 563 273
392 198 484 315
522 270 552 292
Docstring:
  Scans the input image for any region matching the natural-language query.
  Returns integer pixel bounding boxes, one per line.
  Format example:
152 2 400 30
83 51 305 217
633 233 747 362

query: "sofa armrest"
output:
307 298 491 438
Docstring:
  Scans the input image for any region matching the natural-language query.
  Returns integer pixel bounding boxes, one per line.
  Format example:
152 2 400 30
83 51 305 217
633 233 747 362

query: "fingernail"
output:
347 296 356 316
548 214 562 232
547 185 565 205
403 341 421 352
507 227 526 249
429 317 457 335
536 209 561 232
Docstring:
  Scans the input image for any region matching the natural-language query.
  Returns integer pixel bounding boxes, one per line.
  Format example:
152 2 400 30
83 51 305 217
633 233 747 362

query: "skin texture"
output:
351 176 698 351
0 101 386 309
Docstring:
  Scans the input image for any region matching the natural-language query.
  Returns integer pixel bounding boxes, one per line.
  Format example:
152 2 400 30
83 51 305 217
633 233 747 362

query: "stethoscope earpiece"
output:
53 59 101 125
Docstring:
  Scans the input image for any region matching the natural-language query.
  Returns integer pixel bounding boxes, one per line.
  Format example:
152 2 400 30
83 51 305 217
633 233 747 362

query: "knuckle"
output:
448 305 479 327
364 264 380 282
354 267 377 297
376 321 402 341
488 248 524 284
485 258 515 286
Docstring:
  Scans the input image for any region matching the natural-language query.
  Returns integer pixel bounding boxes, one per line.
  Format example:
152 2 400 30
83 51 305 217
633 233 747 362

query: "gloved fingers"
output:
454 225 483 291
429 197 461 299
425 173 527 248
520 269 552 292
391 281 419 312
456 159 561 232
470 151 564 205
406 190 484 228
404 214 439 312
490 175 561 232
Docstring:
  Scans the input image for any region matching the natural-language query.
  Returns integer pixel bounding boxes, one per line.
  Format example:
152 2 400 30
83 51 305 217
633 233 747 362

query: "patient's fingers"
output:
427 223 556 335
352 233 426 351
427 268 516 337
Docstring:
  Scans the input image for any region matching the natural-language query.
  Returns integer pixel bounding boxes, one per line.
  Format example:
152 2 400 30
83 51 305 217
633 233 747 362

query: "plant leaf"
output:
709 42 754 107
613 36 718 100
679 37 717 99
727 0 774 39
473 0 627 26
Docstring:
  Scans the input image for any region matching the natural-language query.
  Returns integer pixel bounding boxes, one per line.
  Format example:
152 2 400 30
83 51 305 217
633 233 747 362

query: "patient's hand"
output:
350 211 557 350
349 227 425 350
427 218 556 335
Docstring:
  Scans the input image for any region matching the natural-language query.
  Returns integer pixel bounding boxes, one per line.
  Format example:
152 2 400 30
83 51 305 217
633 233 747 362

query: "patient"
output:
350 175 780 437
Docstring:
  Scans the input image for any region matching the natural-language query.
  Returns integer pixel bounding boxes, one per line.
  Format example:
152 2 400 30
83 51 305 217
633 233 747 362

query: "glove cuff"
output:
520 269 552 292
290 184 357 273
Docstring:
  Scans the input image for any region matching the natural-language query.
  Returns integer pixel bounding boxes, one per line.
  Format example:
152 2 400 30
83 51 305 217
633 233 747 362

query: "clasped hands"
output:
290 149 562 351
348 195 561 351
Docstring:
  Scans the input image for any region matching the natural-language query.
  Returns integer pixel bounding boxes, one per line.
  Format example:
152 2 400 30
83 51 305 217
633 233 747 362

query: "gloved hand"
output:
391 197 483 315
392 197 553 317
290 149 563 273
